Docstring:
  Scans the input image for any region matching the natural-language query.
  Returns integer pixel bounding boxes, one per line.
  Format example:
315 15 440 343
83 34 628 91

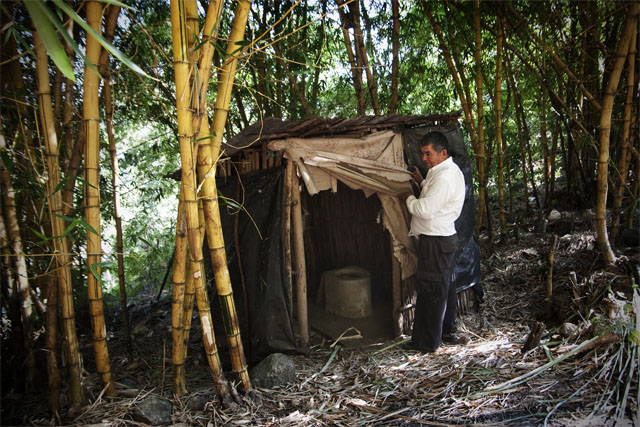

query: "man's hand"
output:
410 166 423 184
398 192 412 204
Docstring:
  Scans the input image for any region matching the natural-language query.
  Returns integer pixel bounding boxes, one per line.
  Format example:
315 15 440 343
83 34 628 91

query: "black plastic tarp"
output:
217 166 297 361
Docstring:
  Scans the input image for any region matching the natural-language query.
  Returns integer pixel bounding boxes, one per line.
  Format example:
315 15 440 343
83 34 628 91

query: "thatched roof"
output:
222 111 462 156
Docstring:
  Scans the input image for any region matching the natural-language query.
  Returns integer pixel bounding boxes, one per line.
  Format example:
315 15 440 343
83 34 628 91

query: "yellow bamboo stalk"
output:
101 5 132 357
595 3 638 263
171 190 188 395
83 0 114 396
202 0 253 392
171 0 200 395
611 24 637 243
33 31 85 407
44 273 60 414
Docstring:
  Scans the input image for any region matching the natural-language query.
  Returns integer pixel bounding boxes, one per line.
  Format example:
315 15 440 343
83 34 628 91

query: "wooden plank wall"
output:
218 142 283 177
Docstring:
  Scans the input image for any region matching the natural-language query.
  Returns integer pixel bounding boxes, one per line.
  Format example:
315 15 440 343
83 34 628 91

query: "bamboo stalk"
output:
44 273 60 413
202 0 253 392
0 132 36 390
596 2 637 263
33 31 85 407
546 235 559 306
171 192 188 396
291 163 309 350
610 24 637 243
83 1 114 396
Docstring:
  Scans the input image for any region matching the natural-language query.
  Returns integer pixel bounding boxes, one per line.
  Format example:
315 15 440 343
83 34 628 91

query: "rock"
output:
547 209 562 224
250 353 296 389
185 393 209 411
559 322 578 338
132 394 173 425
132 322 150 336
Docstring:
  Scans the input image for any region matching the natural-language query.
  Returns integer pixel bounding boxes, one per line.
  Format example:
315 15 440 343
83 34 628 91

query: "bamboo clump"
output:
169 0 246 403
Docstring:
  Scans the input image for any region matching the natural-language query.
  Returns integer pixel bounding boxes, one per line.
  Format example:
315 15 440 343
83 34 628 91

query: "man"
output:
401 131 466 352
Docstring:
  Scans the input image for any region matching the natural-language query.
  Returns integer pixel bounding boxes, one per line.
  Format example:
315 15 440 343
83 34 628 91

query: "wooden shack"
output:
215 113 481 359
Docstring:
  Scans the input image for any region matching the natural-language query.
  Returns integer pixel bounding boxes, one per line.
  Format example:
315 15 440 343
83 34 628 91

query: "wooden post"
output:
291 161 309 350
283 160 294 314
391 250 403 337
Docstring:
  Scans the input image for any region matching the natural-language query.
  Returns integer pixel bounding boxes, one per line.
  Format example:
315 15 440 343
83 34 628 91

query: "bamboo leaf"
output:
51 0 154 80
53 213 77 223
101 0 134 9
89 262 111 287
137 236 153 247
76 175 98 190
53 0 156 80
31 228 51 243
34 0 101 78
24 1 76 82
60 219 80 239
75 217 100 236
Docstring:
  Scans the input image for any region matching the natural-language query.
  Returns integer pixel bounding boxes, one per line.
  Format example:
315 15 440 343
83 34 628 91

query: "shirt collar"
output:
430 156 453 172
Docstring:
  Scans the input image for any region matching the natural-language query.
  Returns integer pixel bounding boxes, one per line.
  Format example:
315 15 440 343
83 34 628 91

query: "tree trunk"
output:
610 23 637 244
389 0 399 114
336 0 365 115
351 0 381 115
171 191 188 395
0 132 36 391
423 1 480 184
33 30 85 408
505 54 530 214
541 89 550 208
495 11 506 236
44 273 60 414
595 2 638 263
473 0 487 231
83 1 114 396
100 4 132 358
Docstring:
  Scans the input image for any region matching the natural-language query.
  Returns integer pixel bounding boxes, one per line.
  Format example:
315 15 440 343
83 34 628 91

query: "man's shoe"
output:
401 341 436 353
441 334 469 345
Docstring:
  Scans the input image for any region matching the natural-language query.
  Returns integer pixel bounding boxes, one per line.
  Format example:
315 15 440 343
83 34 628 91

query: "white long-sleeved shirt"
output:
406 156 465 237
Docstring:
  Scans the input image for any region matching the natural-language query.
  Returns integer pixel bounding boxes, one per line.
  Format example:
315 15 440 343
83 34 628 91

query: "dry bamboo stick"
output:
291 162 309 350
391 248 402 337
283 160 294 314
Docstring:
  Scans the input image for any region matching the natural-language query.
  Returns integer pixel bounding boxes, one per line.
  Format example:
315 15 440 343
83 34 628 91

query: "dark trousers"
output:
411 234 458 351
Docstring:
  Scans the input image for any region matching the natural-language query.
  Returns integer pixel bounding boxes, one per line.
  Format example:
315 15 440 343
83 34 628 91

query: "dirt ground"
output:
2 209 639 426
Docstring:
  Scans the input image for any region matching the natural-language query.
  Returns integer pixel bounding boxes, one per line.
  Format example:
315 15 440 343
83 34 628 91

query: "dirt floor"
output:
2 209 639 426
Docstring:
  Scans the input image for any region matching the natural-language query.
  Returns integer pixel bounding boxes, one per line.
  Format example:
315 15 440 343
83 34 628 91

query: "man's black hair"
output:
421 131 449 154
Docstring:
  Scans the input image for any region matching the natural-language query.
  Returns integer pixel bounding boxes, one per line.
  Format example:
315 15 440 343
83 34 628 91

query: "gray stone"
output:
559 322 578 338
250 353 296 389
185 393 209 411
132 394 173 425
